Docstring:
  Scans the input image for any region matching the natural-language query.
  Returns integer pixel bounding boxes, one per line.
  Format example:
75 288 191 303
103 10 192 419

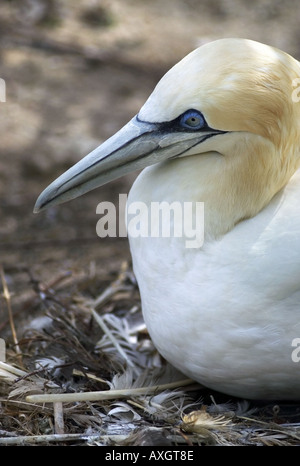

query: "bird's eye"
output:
180 110 205 130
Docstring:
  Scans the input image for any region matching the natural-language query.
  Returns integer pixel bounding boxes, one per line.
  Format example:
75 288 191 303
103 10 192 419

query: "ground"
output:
1 0 300 446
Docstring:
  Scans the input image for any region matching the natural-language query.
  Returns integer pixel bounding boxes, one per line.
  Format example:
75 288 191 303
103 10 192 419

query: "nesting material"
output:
1 262 300 446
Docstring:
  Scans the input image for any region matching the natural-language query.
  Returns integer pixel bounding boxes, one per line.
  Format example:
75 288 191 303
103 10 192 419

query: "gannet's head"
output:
34 38 300 213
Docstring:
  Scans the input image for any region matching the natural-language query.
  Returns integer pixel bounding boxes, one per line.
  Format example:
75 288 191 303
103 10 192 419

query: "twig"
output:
0 265 21 355
0 398 54 412
72 368 109 384
0 433 94 446
53 402 64 434
0 428 192 446
26 378 194 404
0 361 28 379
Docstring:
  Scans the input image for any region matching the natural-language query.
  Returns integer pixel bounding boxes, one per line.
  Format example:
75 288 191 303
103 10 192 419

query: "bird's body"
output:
35 38 300 399
129 164 300 399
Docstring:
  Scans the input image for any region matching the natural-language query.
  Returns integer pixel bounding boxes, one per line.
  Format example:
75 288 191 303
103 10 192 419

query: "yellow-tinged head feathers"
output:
136 38 300 237
35 37 300 228
139 38 300 149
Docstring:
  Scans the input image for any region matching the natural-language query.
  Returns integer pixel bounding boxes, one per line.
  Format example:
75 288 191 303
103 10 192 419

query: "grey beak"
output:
34 115 216 213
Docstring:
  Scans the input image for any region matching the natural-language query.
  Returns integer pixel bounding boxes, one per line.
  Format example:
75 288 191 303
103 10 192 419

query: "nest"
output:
1 261 300 446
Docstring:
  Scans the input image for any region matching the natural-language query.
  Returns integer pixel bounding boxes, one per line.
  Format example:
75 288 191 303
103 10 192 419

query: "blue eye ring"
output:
180 109 205 130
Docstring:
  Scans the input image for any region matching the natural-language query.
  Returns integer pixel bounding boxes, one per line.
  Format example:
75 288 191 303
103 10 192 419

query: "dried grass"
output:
1 261 300 446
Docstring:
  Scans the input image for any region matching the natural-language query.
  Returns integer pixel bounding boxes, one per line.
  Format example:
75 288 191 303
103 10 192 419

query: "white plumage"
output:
35 38 300 399
129 165 300 399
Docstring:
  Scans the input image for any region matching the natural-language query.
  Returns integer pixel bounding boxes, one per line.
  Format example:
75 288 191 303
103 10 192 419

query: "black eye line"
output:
161 109 206 132
137 110 224 135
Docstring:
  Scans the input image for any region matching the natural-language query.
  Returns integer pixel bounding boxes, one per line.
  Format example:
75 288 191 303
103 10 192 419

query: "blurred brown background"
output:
0 0 300 319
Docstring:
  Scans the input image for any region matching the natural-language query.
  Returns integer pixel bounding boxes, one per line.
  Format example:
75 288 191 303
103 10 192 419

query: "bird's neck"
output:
130 133 299 242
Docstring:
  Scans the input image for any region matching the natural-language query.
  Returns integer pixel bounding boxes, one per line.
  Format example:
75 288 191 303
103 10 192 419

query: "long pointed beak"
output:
34 115 216 213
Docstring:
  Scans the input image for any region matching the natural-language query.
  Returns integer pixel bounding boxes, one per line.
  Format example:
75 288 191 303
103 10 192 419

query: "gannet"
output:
34 38 300 400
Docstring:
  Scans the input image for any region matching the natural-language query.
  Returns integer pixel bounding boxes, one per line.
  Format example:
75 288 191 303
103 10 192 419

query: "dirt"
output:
0 0 300 446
